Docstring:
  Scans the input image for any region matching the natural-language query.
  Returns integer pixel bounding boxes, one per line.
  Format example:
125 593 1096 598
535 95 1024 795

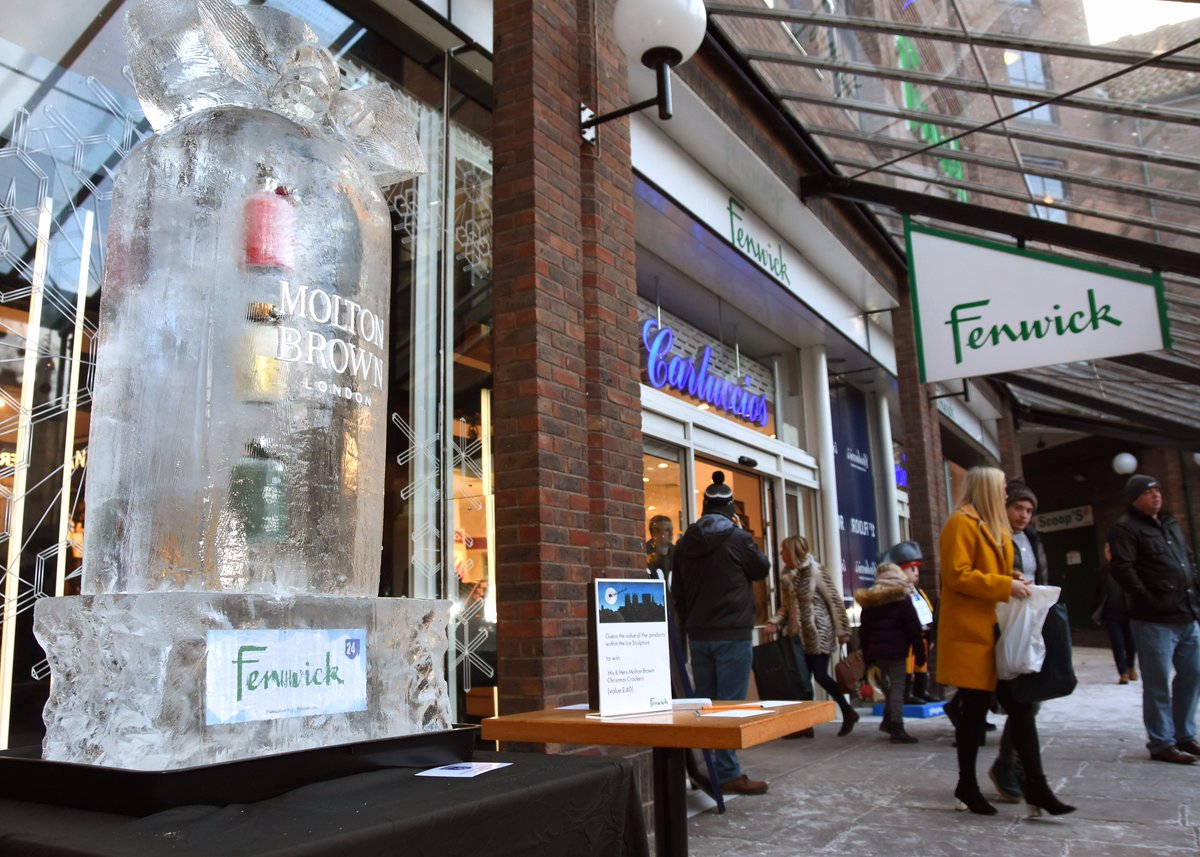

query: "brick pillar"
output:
995 397 1023 479
892 289 948 594
577 0 643 577
492 0 641 716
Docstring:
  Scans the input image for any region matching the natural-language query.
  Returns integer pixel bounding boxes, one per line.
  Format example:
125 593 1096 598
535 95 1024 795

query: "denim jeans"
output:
1130 620 1200 753
689 638 753 783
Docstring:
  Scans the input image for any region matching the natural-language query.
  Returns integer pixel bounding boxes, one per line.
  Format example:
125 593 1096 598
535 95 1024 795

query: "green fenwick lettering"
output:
727 197 791 285
945 289 1122 365
233 645 267 703
234 647 346 702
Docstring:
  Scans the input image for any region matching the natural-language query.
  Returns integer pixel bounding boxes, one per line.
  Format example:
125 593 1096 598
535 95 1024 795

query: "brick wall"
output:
892 289 949 595
493 0 592 715
492 0 643 712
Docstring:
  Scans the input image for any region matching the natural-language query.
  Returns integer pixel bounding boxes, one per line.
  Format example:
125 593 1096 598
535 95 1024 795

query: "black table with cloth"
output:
0 751 648 857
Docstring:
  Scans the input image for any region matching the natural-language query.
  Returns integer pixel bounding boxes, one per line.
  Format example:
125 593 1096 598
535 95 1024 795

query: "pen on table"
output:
695 703 767 714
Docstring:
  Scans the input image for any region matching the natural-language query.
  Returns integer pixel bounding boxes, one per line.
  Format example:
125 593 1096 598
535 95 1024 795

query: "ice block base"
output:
34 592 452 770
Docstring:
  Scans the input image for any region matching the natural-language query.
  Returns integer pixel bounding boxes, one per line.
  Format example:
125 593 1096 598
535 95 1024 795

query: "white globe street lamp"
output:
1112 452 1138 475
581 0 708 142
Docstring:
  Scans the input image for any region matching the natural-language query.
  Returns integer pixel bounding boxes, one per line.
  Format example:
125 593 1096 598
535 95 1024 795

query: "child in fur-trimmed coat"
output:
855 563 926 744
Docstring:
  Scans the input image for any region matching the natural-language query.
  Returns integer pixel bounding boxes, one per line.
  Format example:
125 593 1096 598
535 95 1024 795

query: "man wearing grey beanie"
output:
1108 474 1200 764
673 471 771 794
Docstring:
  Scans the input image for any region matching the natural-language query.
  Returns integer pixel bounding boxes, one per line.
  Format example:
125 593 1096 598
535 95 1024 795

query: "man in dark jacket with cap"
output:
673 471 771 794
1108 474 1200 764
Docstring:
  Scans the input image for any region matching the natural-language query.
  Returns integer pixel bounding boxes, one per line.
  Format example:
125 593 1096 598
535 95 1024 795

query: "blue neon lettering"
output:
642 319 771 428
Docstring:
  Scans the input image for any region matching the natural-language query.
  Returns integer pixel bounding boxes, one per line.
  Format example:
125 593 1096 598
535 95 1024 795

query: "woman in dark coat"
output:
855 563 925 743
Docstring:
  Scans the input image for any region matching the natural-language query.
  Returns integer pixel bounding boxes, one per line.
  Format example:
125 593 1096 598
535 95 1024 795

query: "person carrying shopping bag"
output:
937 466 1075 817
764 534 859 737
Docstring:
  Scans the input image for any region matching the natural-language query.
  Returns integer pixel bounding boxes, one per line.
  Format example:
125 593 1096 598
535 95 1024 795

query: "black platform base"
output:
0 725 478 816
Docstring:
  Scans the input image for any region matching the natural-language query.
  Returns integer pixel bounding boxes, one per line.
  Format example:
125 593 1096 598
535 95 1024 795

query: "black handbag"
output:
1008 602 1077 704
753 636 812 700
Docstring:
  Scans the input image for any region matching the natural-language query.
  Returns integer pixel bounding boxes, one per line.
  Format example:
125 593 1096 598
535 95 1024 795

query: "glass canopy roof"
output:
706 0 1200 447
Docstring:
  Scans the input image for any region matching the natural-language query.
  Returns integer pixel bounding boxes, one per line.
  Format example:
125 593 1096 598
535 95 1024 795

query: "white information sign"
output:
906 222 1170 384
205 628 368 725
1035 505 1094 533
594 579 673 717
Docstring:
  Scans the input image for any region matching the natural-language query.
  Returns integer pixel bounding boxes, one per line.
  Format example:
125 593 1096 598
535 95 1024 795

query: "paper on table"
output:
415 761 513 778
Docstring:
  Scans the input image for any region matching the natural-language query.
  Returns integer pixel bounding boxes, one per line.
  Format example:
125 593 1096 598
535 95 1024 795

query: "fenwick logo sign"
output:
945 289 1122 366
727 196 791 286
906 221 1170 384
642 318 771 427
205 628 368 725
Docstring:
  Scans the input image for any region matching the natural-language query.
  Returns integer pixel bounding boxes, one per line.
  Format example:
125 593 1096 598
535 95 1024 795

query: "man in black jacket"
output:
673 471 770 794
1108 474 1200 765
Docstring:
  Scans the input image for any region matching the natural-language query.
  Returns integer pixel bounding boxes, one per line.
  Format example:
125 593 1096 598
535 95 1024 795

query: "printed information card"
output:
594 579 673 717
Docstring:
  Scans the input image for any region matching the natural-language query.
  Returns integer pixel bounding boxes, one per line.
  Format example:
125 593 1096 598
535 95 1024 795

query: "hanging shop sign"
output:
906 221 1170 384
641 317 771 427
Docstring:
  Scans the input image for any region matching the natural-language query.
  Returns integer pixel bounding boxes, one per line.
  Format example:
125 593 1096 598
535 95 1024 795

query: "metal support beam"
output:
706 5 1200 73
800 173 1200 281
749 49 1200 128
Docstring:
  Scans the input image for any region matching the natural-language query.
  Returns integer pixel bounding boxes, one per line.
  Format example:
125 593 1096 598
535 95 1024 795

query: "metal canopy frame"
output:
706 0 1200 448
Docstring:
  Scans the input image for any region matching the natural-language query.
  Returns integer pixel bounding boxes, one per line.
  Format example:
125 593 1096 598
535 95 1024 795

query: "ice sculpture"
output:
34 0 451 770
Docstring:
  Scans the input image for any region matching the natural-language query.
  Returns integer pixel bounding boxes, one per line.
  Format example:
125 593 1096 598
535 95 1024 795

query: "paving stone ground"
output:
678 646 1199 857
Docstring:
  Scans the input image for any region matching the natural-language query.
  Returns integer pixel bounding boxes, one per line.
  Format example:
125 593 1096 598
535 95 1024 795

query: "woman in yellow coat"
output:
938 467 1073 817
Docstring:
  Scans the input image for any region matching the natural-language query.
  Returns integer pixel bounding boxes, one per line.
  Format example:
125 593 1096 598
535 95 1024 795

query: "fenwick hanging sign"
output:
905 220 1171 384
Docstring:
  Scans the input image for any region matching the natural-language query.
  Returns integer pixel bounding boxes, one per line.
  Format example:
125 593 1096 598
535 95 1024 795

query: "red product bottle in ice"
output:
243 171 296 270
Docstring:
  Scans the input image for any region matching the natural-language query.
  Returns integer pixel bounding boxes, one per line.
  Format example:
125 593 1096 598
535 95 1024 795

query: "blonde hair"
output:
781 535 810 568
957 466 1010 543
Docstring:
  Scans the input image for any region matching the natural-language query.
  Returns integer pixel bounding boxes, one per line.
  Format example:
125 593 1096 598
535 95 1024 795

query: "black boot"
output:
890 722 918 744
954 781 998 815
913 672 938 702
837 707 859 737
1023 776 1076 817
879 713 892 733
903 675 921 705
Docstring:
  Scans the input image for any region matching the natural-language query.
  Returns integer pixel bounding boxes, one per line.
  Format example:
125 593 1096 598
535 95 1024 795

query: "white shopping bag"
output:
994 584 1061 680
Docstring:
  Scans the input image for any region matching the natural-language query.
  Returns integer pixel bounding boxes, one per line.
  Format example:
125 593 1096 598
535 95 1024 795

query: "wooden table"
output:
482 700 835 857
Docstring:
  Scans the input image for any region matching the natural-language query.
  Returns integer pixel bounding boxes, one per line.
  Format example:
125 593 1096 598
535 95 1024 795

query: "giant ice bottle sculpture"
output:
33 0 451 770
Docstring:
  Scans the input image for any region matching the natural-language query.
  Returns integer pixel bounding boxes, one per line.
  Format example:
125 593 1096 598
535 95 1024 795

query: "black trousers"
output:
955 682 1043 787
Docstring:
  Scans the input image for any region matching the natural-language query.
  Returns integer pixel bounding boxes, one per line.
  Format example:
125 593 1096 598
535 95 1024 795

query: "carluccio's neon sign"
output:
642 318 771 428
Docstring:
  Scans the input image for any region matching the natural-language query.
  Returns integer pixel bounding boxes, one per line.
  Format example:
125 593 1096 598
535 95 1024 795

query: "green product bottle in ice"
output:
228 439 288 543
